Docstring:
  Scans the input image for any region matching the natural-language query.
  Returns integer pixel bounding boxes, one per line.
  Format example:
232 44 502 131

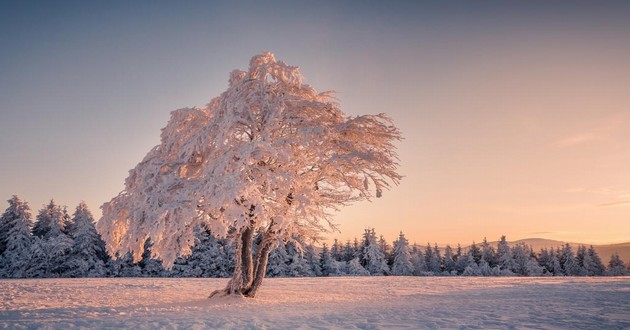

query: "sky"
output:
1 1 629 246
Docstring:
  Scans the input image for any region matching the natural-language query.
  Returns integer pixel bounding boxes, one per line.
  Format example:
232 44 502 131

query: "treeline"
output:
1 195 629 278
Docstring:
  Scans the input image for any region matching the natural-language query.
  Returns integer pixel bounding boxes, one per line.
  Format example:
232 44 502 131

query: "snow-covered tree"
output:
64 202 109 277
359 229 389 275
32 200 65 238
0 196 33 278
481 237 497 268
605 253 629 276
110 251 142 277
346 257 370 276
267 242 290 277
330 239 342 262
139 237 166 277
496 236 515 272
97 52 401 297
391 231 413 275
303 244 322 277
443 245 457 274
586 245 605 276
560 244 580 276
411 244 427 275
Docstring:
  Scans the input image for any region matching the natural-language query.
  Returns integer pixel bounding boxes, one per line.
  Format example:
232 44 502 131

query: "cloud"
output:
598 200 630 207
567 187 630 207
553 113 628 148
554 133 602 148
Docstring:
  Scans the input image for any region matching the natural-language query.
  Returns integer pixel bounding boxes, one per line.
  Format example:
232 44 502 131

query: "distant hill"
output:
501 238 630 263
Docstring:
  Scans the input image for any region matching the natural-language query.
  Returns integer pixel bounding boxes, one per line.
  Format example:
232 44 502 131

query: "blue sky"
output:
2 1 630 245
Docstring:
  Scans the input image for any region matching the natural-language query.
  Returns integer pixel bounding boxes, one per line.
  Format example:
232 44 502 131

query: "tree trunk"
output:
243 239 275 298
210 226 255 298
240 226 254 289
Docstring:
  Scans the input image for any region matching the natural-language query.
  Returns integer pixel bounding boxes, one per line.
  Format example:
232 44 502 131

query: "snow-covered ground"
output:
1 277 629 329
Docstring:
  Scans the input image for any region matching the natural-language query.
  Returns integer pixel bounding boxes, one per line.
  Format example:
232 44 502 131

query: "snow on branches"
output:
97 52 402 279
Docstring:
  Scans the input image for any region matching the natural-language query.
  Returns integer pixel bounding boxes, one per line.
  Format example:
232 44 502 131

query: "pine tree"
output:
550 248 564 276
443 245 457 274
346 257 370 276
605 253 629 276
286 241 312 277
1 196 33 255
0 197 33 278
392 231 414 276
496 236 515 272
455 244 467 274
113 251 142 277
560 244 580 276
139 237 165 277
64 202 109 277
342 240 355 262
462 252 481 276
411 244 427 275
319 243 332 277
468 241 482 265
481 237 497 268
32 200 64 238
587 245 605 276
330 239 342 262
360 229 389 275
304 244 322 277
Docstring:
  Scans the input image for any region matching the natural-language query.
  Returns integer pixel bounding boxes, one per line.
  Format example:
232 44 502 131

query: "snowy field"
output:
1 277 629 329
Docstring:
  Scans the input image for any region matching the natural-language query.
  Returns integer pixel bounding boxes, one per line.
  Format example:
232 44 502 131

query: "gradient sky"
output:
1 1 629 246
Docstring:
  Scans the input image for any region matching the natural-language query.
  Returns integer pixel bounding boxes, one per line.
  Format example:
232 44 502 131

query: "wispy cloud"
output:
567 187 630 207
598 200 630 207
553 113 627 148
555 133 602 148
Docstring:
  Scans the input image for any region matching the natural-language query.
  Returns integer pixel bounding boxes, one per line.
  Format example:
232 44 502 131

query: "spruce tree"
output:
139 237 165 277
64 202 109 277
0 196 32 255
0 197 33 278
392 231 414 276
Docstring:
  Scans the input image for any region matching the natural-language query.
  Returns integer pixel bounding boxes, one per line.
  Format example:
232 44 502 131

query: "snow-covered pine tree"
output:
379 235 393 268
360 229 389 275
0 196 32 255
560 244 580 276
345 257 370 276
330 239 342 262
550 248 564 276
411 244 427 275
98 52 401 297
455 244 467 274
586 245 605 276
342 240 355 262
443 245 457 274
303 244 322 277
27 203 74 278
112 251 142 277
0 196 33 278
391 231 413 276
139 237 166 277
496 236 515 272
468 241 482 265
605 253 629 276
266 242 290 277
511 243 530 276
286 241 312 277
432 243 442 274
319 243 331 277
462 252 481 276
64 202 109 277
32 200 65 238
481 237 497 268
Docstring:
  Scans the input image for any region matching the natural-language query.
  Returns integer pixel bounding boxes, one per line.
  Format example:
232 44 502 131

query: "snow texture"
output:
1 277 628 329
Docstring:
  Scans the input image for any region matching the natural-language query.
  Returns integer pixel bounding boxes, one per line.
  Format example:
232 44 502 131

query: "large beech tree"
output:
97 53 401 297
